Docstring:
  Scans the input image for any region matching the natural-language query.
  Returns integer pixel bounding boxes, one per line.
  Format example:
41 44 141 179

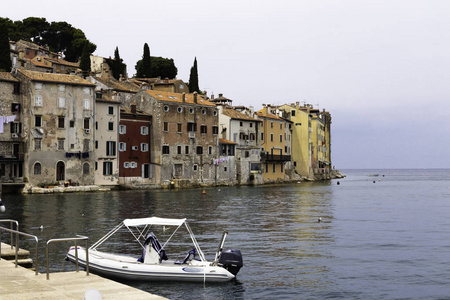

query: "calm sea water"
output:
2 169 450 299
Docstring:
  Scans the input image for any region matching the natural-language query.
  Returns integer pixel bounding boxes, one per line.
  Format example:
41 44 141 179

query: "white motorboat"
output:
66 217 243 282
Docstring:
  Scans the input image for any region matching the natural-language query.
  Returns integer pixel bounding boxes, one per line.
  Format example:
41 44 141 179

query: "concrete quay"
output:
0 258 166 299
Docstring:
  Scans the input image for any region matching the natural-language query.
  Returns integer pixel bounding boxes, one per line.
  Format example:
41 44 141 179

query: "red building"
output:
118 102 155 187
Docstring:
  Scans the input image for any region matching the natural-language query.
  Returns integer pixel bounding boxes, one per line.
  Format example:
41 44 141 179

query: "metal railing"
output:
0 225 39 275
46 235 89 280
0 219 19 248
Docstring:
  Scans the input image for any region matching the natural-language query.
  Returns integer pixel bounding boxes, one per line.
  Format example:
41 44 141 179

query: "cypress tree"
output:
136 43 151 78
188 57 199 93
0 21 12 72
79 41 91 76
111 46 126 80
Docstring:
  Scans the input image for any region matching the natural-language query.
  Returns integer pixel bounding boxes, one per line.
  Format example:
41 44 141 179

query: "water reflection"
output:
1 182 337 299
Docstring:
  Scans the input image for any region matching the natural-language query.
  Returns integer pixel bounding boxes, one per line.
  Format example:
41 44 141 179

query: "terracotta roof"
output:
30 58 53 69
120 106 151 117
0 72 19 82
94 77 140 93
219 138 237 145
18 69 94 86
44 57 79 68
222 107 261 122
256 111 284 121
144 90 216 107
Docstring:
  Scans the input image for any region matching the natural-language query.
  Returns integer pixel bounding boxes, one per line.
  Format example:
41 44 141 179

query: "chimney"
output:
219 93 223 98
211 94 214 100
182 92 186 103
131 102 137 114
193 92 198 104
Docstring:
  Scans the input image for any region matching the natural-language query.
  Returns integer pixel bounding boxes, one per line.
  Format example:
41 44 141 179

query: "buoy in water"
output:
337 181 340 185
202 189 206 195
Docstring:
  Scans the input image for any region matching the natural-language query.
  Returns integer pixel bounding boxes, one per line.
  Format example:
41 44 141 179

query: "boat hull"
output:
66 247 235 282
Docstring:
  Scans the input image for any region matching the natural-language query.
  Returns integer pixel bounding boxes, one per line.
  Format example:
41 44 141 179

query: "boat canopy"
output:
123 217 186 227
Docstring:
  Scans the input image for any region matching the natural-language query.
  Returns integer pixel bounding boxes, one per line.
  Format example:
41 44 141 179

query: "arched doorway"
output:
56 161 65 181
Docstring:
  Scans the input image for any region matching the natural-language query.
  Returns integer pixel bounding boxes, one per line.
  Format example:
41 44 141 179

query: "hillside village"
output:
0 39 342 193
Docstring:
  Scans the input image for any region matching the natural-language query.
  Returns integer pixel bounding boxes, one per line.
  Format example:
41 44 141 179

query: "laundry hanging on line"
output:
0 115 17 133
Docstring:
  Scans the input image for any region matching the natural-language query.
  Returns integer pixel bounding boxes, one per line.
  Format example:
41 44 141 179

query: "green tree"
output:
79 41 91 76
0 20 12 72
136 43 151 78
135 56 177 79
109 46 126 80
188 57 200 93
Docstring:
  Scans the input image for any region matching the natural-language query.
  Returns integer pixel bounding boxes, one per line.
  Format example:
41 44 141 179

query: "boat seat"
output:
138 232 168 264
174 248 197 265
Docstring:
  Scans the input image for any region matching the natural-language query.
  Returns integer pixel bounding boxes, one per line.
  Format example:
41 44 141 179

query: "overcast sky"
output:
4 0 450 169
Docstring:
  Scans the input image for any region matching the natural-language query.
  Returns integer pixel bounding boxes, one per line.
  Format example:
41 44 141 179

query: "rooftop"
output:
18 69 95 86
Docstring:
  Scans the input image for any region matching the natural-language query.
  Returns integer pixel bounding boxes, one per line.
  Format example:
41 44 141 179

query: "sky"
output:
4 0 450 169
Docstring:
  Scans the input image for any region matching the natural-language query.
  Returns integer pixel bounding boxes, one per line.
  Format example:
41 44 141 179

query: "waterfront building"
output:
94 92 120 187
217 102 263 185
118 102 156 188
216 138 237 185
257 105 292 183
15 69 96 187
309 107 332 179
125 90 219 188
0 72 23 182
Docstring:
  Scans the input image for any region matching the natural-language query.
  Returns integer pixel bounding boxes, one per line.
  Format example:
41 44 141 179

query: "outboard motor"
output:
218 249 243 276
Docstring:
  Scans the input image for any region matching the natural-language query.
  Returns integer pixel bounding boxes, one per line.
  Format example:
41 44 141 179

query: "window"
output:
270 134 273 142
58 97 65 108
58 139 65 150
185 145 189 154
280 123 282 129
10 122 21 134
250 133 255 140
58 116 65 129
35 138 41 150
177 107 183 113
141 126 149 135
261 133 264 141
162 145 170 154
187 122 196 132
35 115 42 127
142 164 152 178
84 99 90 110
196 146 203 155
281 163 284 173
201 109 206 115
208 146 212 155
34 162 41 175
163 122 168 132
177 123 182 132
193 164 198 171
189 108 194 114
280 135 282 142
141 143 148 152
273 163 276 173
70 120 75 127
212 126 218 135
132 146 138 150
11 103 20 114
200 125 207 134
103 161 113 175
35 83 42 91
84 118 90 129
119 142 126 151
250 122 253 127
213 110 217 116
177 146 182 155
240 121 243 127
124 162 129 168
245 151 249 158
108 106 114 115
35 95 43 106
83 163 90 175
119 125 126 134
108 122 114 131
271 122 273 128
58 84 65 92
13 82 20 95
95 141 98 149
163 105 169 112
83 87 90 95
291 110 296 117
106 141 116 156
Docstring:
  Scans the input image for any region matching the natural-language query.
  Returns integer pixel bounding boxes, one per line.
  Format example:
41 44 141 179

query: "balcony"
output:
188 132 196 139
260 153 291 162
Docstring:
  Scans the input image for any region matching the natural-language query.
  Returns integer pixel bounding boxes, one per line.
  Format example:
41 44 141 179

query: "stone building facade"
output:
16 69 96 187
125 90 219 188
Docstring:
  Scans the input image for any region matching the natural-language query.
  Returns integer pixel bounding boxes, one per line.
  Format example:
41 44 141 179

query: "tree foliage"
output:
79 41 91 76
136 43 151 78
135 56 177 79
0 19 12 72
0 17 96 62
108 46 126 80
188 57 200 93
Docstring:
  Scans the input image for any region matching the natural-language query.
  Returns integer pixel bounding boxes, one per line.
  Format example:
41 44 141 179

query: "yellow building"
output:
257 106 291 182
278 103 312 178
310 109 332 178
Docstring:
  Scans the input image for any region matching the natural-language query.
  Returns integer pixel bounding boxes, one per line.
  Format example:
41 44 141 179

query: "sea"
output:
1 169 450 299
